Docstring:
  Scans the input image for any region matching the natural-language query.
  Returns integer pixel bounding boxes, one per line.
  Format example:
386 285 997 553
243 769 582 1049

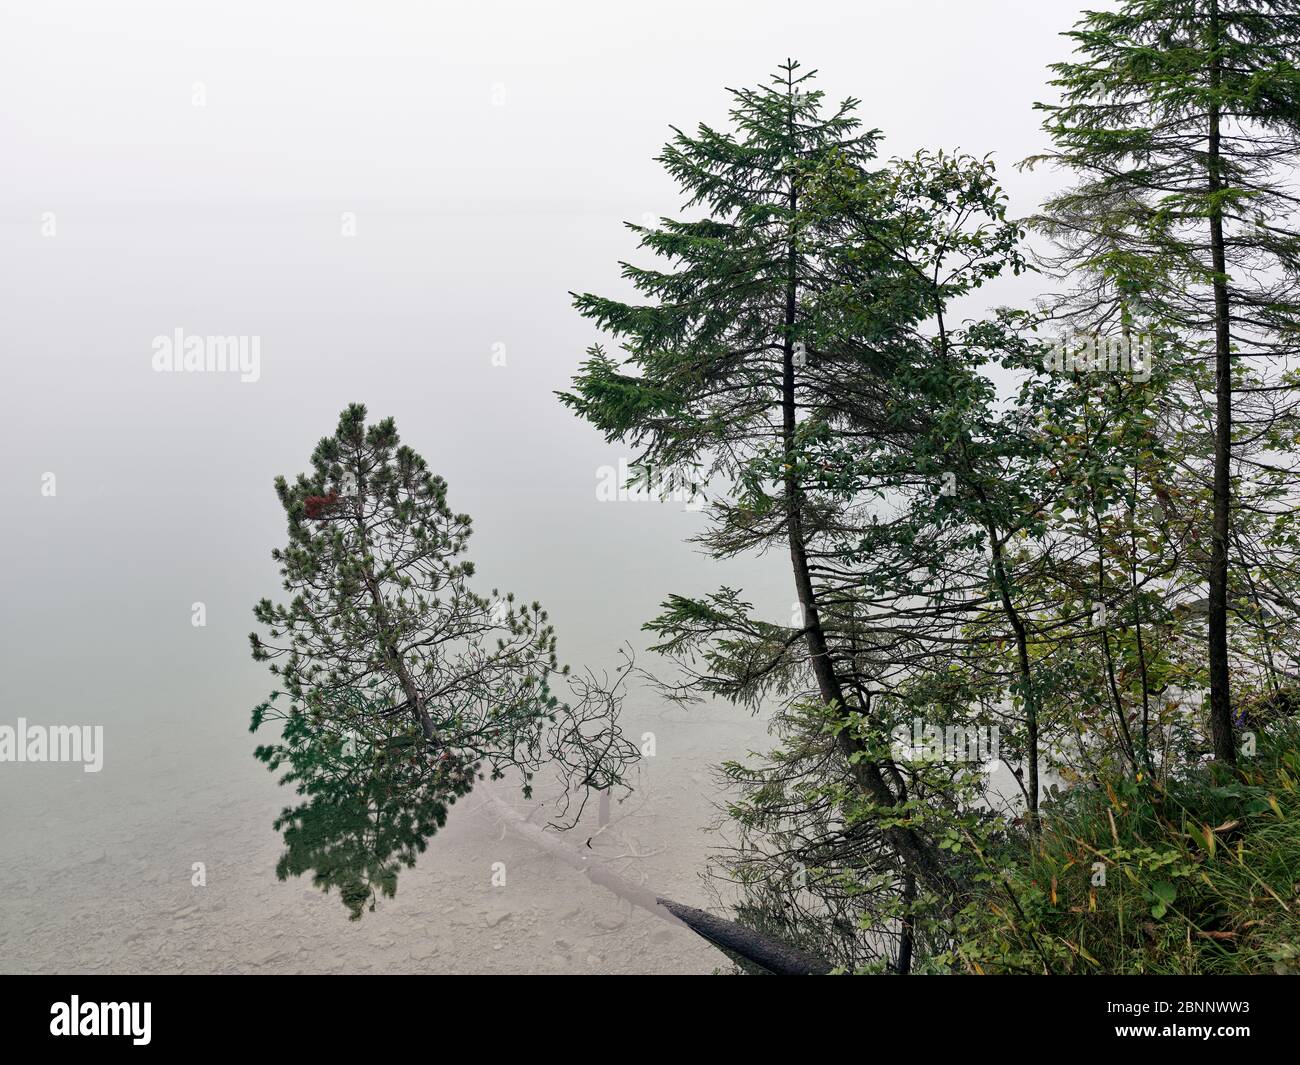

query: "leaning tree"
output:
559 64 1042 967
249 404 637 915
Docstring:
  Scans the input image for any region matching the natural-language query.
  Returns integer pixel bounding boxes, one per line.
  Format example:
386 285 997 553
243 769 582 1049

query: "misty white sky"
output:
0 1 1093 937
4 0 1078 210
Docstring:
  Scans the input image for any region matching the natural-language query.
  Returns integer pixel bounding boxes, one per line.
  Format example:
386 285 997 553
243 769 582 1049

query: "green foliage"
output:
956 723 1300 974
561 38 1300 974
250 406 638 916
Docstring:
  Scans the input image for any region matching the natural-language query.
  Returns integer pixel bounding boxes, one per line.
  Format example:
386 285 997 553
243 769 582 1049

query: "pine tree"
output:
249 405 637 914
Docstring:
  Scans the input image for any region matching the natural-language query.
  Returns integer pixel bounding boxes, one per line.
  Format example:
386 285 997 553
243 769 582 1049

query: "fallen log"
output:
483 791 834 975
654 897 834 976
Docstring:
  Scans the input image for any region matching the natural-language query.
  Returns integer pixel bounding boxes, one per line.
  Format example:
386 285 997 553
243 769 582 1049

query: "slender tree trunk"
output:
896 873 915 976
986 529 1039 820
348 484 436 741
1206 0 1237 765
363 568 435 740
1129 467 1156 776
1234 529 1281 696
776 103 958 903
1089 498 1139 773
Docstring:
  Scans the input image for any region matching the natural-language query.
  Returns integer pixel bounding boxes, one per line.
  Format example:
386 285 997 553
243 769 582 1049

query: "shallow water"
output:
0 0 1075 973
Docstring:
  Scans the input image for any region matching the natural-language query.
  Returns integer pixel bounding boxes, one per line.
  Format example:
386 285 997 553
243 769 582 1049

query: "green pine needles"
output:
249 405 637 917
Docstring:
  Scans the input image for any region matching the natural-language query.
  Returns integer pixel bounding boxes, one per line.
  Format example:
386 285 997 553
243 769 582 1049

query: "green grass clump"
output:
956 725 1300 974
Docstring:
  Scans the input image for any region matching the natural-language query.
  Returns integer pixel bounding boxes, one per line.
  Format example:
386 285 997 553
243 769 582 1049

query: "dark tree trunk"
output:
1206 0 1237 766
985 526 1040 820
777 104 960 904
656 898 835 976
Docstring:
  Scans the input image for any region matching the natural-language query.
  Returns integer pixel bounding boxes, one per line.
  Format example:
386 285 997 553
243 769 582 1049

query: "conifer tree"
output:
1028 0 1300 763
250 405 637 914
562 62 969 906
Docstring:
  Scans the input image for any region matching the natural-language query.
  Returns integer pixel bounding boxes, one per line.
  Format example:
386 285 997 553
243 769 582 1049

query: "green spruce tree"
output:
1028 0 1300 764
562 62 966 910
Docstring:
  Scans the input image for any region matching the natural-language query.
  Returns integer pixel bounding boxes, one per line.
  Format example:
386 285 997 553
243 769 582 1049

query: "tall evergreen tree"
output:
562 62 980 911
1028 0 1300 764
